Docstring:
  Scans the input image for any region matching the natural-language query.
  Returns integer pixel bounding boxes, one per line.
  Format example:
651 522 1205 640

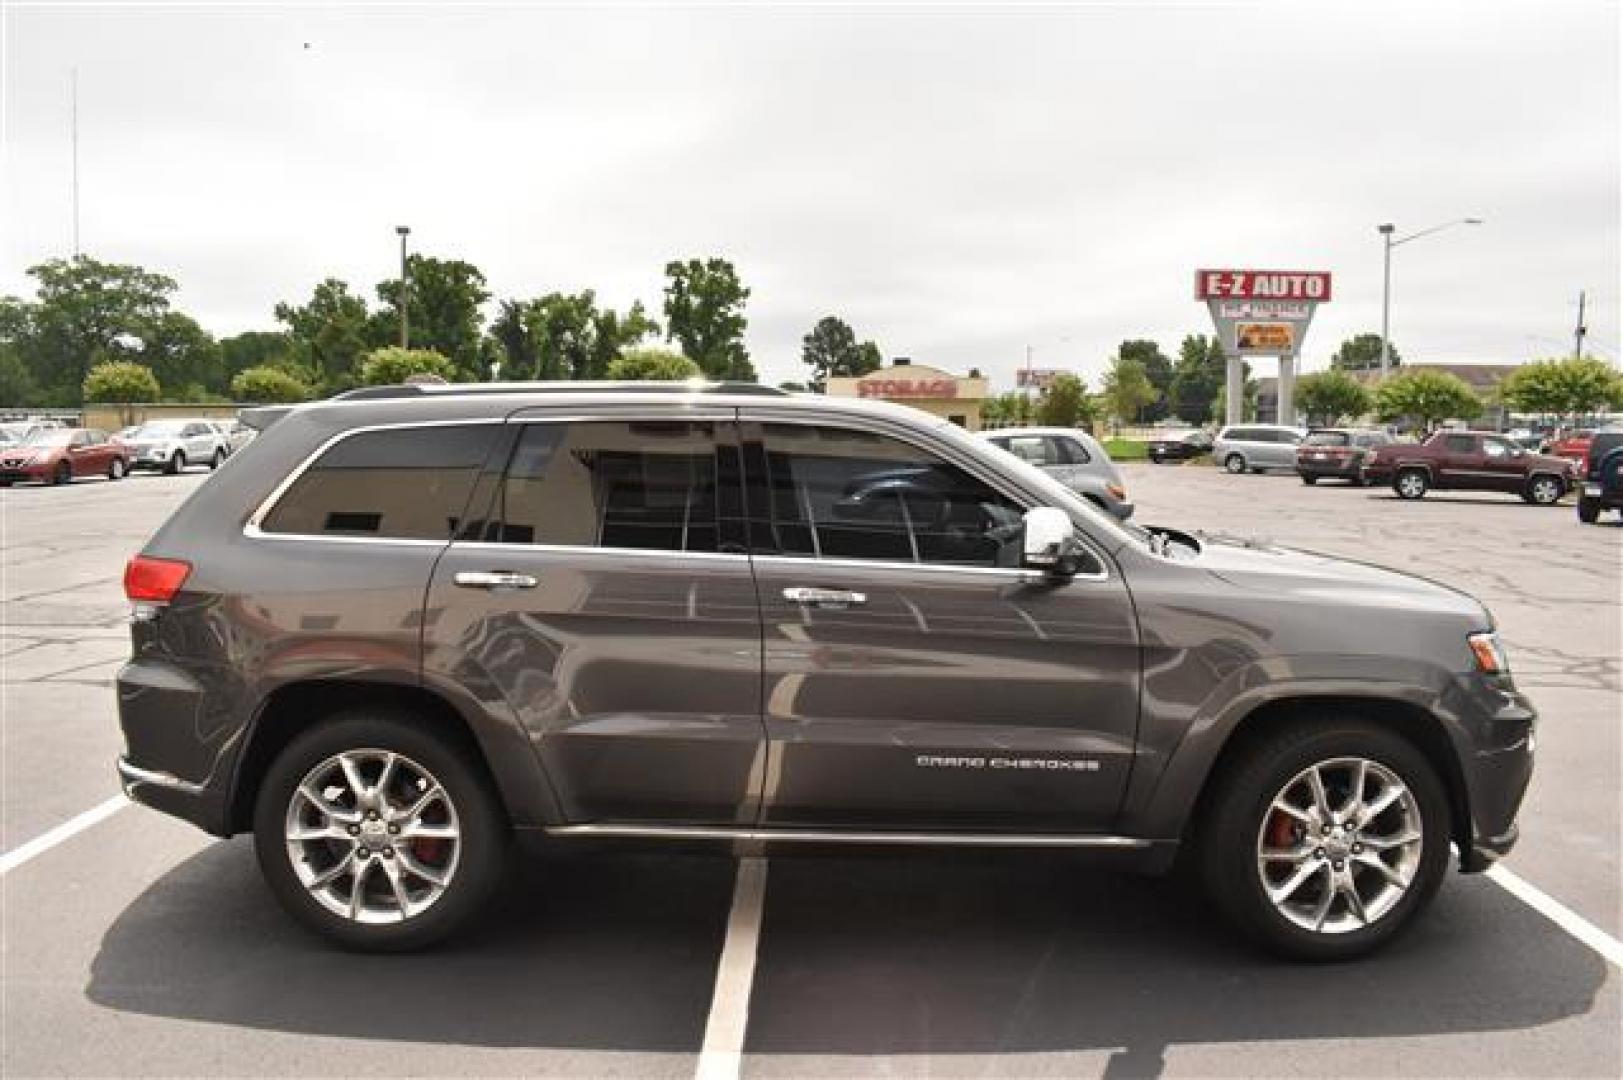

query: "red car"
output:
1362 430 1576 504
1547 429 1594 466
0 427 132 487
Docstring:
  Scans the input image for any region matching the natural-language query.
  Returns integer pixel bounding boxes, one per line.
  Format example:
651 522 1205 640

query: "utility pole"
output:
395 226 411 348
71 68 80 257
1574 290 1587 359
1377 224 1394 377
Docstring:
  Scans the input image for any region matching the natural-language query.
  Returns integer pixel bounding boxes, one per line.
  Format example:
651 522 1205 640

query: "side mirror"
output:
1021 506 1076 573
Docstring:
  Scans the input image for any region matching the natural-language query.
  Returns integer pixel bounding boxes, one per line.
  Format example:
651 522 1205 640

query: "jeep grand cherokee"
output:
115 382 1534 959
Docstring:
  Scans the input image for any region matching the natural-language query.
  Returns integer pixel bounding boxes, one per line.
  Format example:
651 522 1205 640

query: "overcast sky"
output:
3 1 1618 390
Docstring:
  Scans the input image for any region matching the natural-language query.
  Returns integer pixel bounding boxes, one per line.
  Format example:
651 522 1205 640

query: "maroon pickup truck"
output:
1362 431 1577 504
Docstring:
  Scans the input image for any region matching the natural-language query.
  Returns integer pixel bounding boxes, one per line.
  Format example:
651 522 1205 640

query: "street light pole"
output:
395 225 411 349
1376 217 1482 379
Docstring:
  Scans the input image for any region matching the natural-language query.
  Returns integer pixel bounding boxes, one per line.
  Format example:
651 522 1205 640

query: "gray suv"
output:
116 383 1533 959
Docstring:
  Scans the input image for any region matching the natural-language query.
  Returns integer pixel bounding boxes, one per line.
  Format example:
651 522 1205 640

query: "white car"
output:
123 419 233 474
215 419 256 454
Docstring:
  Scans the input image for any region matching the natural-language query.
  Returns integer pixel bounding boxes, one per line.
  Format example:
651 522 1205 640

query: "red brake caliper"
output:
1266 811 1297 848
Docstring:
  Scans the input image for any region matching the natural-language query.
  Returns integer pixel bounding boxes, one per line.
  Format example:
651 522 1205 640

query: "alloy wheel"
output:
1530 477 1561 505
1255 756 1424 935
284 748 462 925
1397 472 1426 498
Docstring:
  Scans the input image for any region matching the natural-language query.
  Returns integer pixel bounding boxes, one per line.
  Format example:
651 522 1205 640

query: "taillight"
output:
124 555 192 603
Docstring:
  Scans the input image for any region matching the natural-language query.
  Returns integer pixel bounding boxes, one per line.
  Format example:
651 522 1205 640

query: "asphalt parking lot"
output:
1 462 1618 1078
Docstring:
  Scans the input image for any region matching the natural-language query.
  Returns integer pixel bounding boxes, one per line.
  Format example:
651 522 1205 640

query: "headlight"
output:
1467 631 1510 675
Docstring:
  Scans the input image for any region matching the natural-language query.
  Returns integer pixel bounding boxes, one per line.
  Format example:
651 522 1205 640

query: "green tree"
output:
1374 369 1481 432
1036 373 1095 427
489 300 535 380
589 301 660 380
1295 369 1374 425
606 347 701 381
140 312 222 395
523 292 599 380
220 330 298 383
83 360 160 403
0 348 40 407
1101 355 1158 429
359 347 455 386
1498 356 1623 421
374 256 491 380
663 258 754 381
232 365 313 403
274 279 371 391
1331 332 1401 372
1169 334 1223 423
980 391 1034 428
800 315 881 391
1116 340 1173 421
7 256 179 402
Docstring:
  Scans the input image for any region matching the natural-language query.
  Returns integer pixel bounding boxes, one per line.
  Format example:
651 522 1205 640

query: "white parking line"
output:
1487 863 1623 968
0 795 129 876
695 856 768 1080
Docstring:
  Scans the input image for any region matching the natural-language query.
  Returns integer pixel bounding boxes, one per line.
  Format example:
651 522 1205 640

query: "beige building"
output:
825 360 989 430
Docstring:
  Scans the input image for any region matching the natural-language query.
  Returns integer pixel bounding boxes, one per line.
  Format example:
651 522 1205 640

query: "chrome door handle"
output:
454 570 538 590
782 586 866 606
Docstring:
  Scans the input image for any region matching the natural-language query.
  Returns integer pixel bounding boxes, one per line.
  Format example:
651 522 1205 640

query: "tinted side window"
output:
1444 435 1478 453
490 421 743 553
1228 427 1259 442
749 424 1026 568
261 424 500 539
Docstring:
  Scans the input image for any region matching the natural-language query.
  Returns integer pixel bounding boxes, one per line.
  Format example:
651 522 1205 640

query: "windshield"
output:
1305 432 1351 447
21 430 72 447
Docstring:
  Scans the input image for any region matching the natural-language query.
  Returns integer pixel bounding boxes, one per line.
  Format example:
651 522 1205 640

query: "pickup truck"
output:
1362 431 1577 504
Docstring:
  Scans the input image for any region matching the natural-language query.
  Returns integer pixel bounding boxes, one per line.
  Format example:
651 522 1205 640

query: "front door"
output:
1436 433 1488 489
424 415 766 826
740 416 1141 833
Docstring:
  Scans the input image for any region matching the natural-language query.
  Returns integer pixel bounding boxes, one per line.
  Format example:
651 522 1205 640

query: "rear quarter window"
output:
259 424 502 540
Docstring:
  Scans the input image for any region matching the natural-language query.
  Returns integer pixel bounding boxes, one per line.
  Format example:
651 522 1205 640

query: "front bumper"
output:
0 463 52 483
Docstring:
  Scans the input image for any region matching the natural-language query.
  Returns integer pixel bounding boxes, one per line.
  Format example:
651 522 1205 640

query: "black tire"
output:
107 457 127 481
1300 473 1318 485
253 708 508 951
210 447 225 469
1197 717 1451 961
1525 474 1564 506
1225 453 1247 474
166 451 186 475
52 461 71 486
1394 468 1428 500
1577 497 1601 524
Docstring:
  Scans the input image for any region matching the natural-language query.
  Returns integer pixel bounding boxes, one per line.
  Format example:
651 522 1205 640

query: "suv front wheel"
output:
1198 719 1450 960
253 709 507 951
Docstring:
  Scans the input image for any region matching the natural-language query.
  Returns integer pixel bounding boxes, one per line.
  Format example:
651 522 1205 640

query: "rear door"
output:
740 413 1140 833
423 413 766 826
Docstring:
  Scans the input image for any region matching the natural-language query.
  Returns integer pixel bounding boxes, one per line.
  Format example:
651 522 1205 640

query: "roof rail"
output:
331 381 790 402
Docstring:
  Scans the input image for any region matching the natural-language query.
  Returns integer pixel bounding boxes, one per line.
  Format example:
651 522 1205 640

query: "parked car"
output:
1575 428 1623 524
122 418 233 473
1213 424 1306 474
1147 429 1213 464
0 421 48 447
979 427 1133 519
1504 429 1545 452
216 418 256 454
1547 429 1594 467
117 382 1532 960
1362 431 1576 504
0 427 131 486
1295 428 1393 485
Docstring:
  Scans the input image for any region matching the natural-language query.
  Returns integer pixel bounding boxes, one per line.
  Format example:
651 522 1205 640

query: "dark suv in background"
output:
116 383 1534 959
1576 428 1623 523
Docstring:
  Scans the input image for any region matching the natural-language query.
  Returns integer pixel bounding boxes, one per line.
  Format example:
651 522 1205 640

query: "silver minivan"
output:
1213 424 1307 474
980 426 1133 518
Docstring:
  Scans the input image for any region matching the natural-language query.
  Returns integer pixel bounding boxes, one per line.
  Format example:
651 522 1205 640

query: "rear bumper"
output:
117 757 230 835
1297 462 1362 479
1448 675 1536 873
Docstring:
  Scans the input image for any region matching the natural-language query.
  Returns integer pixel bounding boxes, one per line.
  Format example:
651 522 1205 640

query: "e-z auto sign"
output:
1195 270 1332 301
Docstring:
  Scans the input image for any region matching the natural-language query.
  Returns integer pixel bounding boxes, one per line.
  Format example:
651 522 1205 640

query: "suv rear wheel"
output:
1198 718 1450 960
253 709 507 951
1224 453 1247 474
1394 468 1428 500
1524 474 1564 506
